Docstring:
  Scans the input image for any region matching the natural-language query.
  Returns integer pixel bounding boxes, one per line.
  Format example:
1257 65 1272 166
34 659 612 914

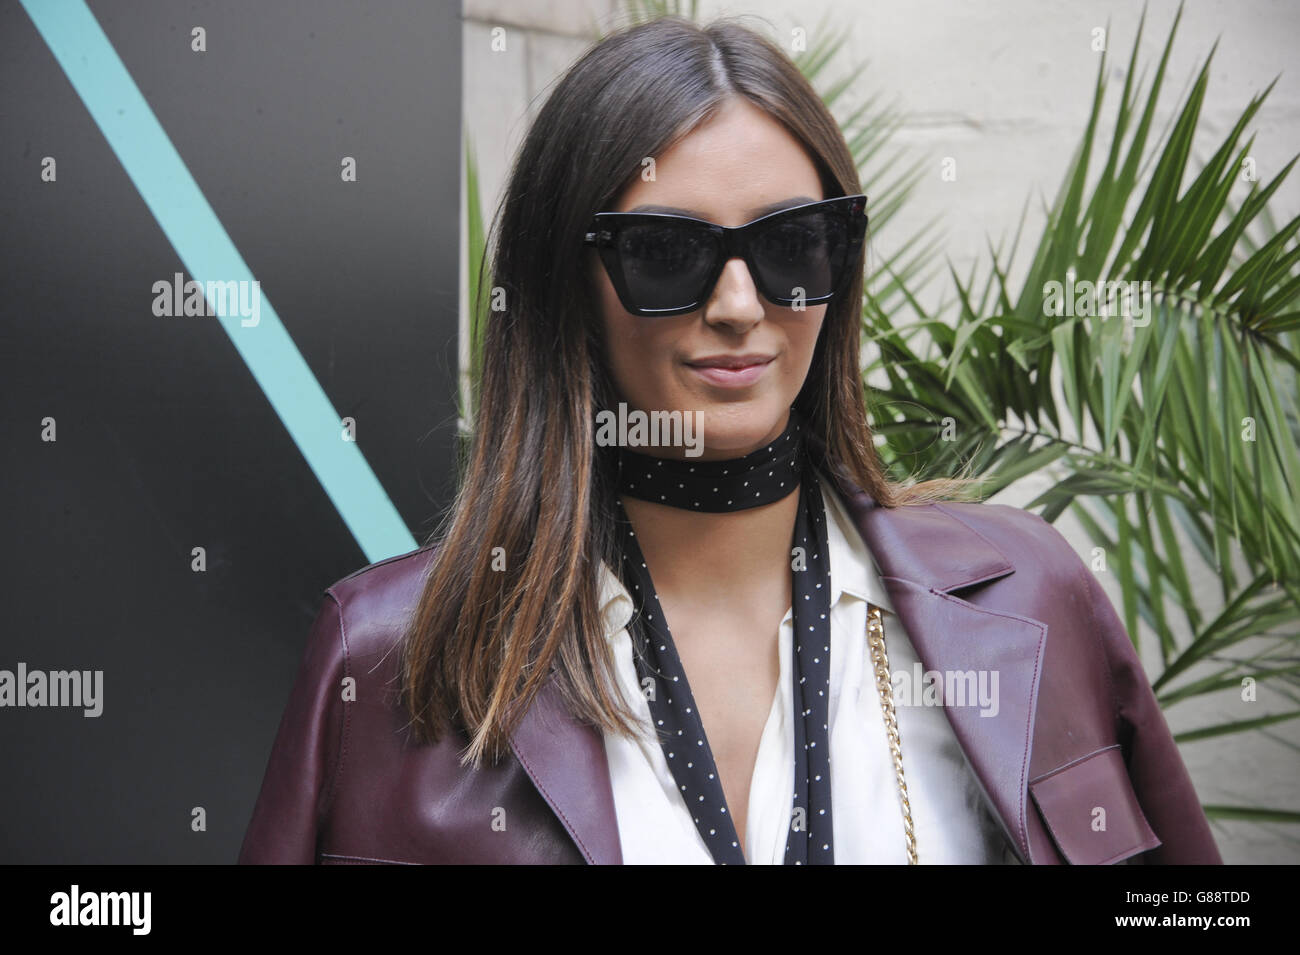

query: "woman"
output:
238 15 1222 865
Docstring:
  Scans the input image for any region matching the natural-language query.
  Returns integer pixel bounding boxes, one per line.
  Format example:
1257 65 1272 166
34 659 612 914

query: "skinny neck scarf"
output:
612 407 834 864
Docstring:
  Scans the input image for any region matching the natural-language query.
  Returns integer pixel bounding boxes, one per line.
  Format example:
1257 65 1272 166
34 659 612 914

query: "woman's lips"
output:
684 355 775 388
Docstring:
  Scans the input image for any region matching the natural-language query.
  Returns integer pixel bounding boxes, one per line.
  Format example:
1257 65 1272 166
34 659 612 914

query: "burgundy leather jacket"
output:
238 471 1223 865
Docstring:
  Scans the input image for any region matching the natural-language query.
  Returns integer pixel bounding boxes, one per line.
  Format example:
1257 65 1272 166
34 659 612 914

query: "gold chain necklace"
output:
867 604 918 864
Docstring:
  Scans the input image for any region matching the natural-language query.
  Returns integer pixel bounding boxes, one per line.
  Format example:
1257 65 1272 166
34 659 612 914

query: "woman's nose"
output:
703 257 764 330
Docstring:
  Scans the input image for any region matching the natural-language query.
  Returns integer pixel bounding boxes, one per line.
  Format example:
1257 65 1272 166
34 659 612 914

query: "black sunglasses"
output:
583 194 868 317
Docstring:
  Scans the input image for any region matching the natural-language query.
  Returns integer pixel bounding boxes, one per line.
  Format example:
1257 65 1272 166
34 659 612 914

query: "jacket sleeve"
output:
238 593 348 864
1076 563 1223 864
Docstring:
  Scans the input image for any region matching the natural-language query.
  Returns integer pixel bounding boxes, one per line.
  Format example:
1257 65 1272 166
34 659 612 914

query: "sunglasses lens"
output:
616 224 716 312
594 199 863 315
750 210 848 302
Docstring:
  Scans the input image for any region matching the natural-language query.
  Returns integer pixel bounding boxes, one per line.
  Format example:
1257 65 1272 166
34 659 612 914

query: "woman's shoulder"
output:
312 545 438 661
926 498 1089 586
831 475 1093 596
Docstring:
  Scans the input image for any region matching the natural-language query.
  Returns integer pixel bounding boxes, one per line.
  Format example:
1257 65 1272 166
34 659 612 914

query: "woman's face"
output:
590 97 829 461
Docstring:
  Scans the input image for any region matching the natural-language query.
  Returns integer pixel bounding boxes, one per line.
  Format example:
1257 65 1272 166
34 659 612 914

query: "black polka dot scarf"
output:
612 407 834 864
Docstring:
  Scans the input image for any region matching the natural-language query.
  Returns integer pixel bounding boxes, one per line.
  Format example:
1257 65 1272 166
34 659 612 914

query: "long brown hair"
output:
400 15 978 767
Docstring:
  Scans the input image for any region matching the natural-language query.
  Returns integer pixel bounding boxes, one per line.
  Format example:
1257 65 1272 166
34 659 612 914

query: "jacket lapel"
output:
508 673 624 864
830 475 1046 864
510 470 1046 865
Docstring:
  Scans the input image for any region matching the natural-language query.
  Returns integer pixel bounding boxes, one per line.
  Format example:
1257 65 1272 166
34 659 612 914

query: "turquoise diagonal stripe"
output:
21 0 418 564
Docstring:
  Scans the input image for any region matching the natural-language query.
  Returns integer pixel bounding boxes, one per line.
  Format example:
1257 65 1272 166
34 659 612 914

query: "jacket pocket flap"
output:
1029 746 1161 865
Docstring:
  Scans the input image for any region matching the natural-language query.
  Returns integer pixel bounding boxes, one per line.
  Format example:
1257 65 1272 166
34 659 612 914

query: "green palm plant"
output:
861 3 1300 836
461 135 488 436
462 1 1300 842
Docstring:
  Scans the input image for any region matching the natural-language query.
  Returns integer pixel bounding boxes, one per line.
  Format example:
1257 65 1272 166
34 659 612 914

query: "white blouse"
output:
598 481 1015 864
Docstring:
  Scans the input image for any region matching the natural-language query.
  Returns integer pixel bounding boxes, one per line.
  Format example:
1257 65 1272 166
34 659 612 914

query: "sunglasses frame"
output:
583 194 868 317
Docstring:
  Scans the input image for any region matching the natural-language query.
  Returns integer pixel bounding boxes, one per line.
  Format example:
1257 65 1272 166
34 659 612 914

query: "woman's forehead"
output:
610 100 824 224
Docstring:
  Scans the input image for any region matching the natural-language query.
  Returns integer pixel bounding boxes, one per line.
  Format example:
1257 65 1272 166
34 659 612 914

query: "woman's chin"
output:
693 404 790 460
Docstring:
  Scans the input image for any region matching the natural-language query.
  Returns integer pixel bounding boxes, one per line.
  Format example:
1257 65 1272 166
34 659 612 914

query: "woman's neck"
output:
620 488 801 599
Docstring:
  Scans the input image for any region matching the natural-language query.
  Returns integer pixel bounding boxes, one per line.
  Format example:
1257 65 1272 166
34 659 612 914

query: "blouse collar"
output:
597 473 893 641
